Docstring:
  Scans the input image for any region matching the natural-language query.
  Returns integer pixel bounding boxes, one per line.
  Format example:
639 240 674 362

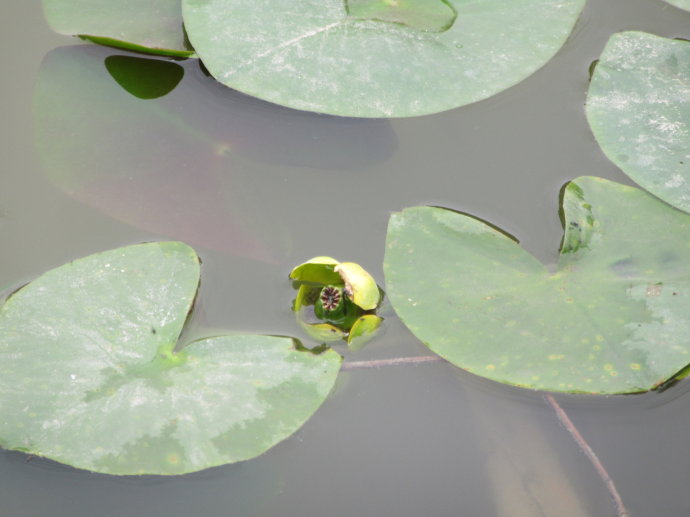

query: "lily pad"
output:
345 0 457 32
0 242 341 475
384 177 690 394
41 0 194 57
664 0 690 11
586 32 690 212
182 0 585 117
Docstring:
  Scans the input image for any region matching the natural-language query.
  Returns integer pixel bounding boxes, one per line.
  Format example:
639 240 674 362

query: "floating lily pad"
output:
586 32 690 212
384 177 690 394
0 242 341 475
346 0 457 32
664 0 690 11
41 0 194 56
182 0 585 117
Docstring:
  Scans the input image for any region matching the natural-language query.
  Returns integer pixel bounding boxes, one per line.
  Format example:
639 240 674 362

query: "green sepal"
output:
335 262 381 310
347 315 384 351
289 256 343 285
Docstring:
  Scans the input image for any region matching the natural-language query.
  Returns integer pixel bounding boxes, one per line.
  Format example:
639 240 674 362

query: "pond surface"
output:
1 1 689 515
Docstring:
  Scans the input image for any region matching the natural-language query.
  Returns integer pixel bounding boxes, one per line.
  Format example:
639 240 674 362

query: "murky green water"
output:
1 1 689 515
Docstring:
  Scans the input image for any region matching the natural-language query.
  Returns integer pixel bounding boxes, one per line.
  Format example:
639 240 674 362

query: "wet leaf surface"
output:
384 177 690 394
0 242 341 475
42 0 194 56
182 0 585 117
664 0 690 11
587 32 689 212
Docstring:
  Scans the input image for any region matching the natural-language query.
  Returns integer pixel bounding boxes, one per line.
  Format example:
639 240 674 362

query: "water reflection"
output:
33 45 396 262
1 449 283 516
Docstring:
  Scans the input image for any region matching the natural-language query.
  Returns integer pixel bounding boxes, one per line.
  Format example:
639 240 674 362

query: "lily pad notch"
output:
0 242 341 475
41 0 195 57
41 0 586 116
345 0 458 33
384 177 690 394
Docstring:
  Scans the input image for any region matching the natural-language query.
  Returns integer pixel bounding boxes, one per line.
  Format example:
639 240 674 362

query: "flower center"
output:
320 286 342 312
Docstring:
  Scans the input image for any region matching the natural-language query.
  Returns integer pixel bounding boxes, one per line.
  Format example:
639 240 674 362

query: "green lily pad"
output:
664 0 690 11
586 32 690 212
384 177 690 394
345 0 457 32
42 0 194 56
0 242 341 475
182 0 585 117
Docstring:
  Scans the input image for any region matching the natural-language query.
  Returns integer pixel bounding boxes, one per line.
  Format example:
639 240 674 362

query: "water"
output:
1 1 689 515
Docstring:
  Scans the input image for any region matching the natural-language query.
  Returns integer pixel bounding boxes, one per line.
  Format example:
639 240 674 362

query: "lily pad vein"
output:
222 21 345 78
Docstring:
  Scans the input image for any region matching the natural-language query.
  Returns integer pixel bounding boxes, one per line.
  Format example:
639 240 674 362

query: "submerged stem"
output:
543 394 630 517
344 353 630 517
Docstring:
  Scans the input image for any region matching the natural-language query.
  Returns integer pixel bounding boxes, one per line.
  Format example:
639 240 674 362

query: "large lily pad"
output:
0 242 341 475
41 0 194 57
586 32 690 212
384 177 690 394
182 0 585 117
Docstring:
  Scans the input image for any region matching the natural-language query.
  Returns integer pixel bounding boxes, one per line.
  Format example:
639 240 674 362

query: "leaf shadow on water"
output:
32 45 397 263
